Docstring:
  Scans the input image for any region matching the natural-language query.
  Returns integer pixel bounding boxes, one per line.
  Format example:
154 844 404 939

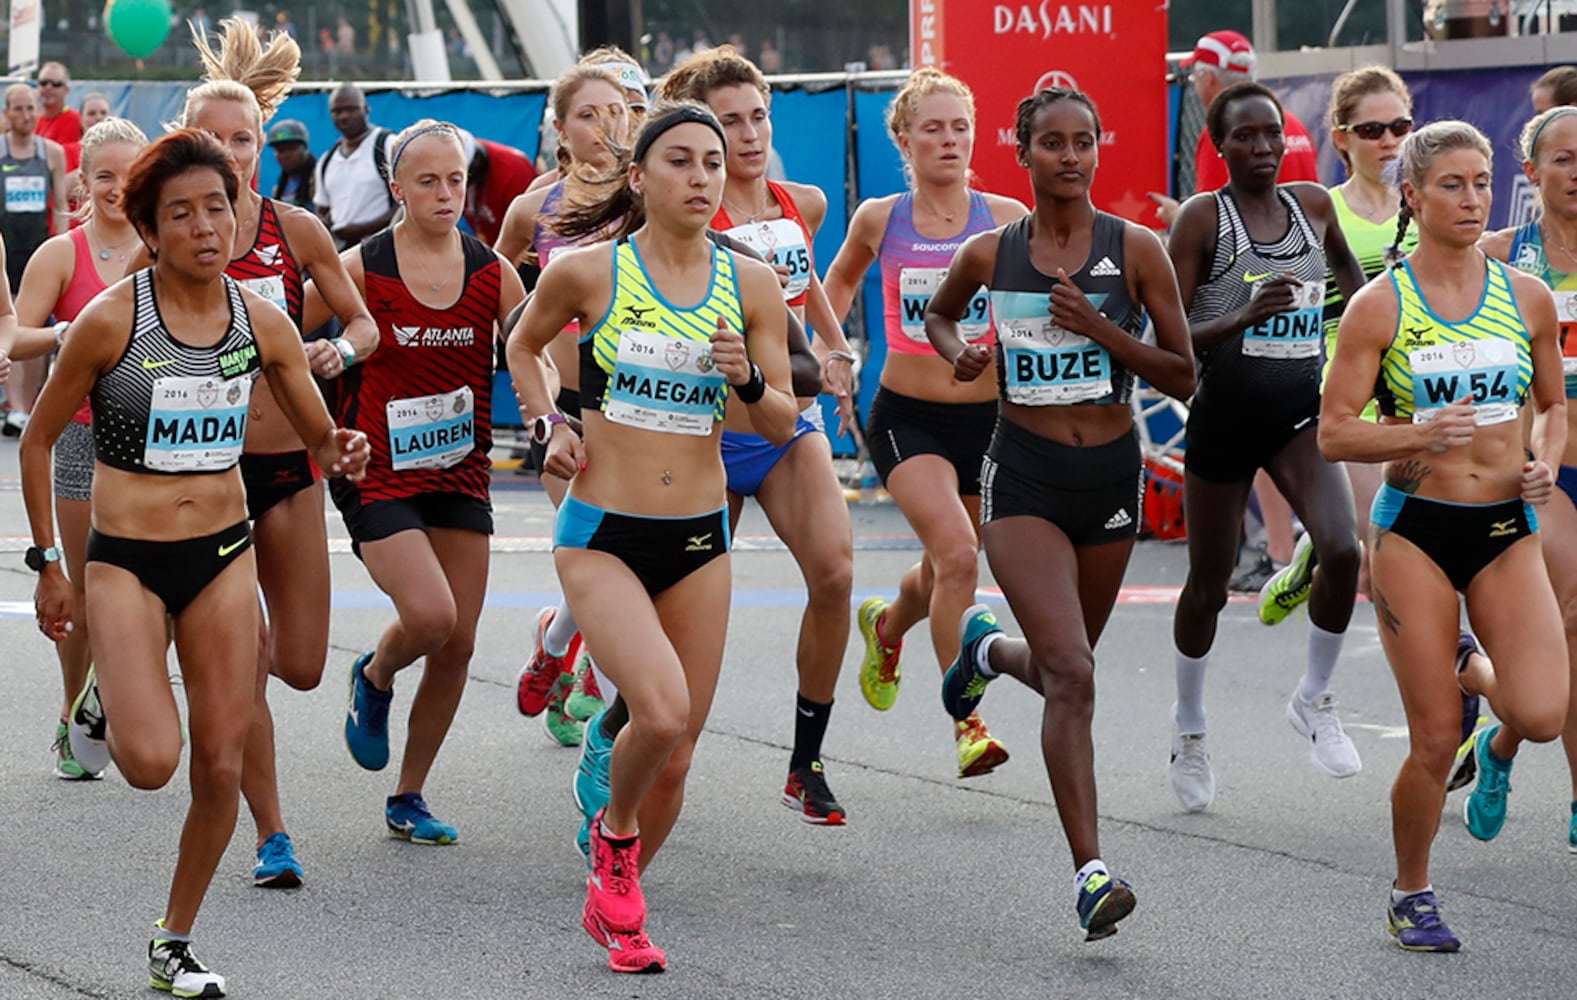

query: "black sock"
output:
600 694 630 741
790 694 833 770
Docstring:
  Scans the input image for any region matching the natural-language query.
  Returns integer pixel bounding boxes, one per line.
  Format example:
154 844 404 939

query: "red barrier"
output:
910 1 1169 228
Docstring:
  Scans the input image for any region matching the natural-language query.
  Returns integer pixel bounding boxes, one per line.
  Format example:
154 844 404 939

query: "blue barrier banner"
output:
851 84 908 436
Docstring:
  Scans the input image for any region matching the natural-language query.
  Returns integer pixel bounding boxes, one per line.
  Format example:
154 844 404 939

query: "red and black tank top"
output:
332 228 500 503
225 198 304 329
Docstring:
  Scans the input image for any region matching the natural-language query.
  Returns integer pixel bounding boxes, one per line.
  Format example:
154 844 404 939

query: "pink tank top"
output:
58 227 109 423
878 190 997 357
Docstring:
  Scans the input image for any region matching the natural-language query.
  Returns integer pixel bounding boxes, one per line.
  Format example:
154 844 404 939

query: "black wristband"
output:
732 363 766 404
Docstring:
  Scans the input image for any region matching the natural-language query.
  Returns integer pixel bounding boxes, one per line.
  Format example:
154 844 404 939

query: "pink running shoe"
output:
586 809 647 934
582 895 667 973
516 608 573 717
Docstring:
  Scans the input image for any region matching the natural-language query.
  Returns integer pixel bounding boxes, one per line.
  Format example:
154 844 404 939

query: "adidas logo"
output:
1104 508 1132 530
1089 256 1121 278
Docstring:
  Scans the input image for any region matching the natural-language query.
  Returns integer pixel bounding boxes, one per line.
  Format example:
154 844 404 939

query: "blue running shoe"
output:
1077 871 1136 941
941 604 1001 722
1464 723 1512 841
253 832 303 889
344 652 392 771
575 710 616 866
1386 890 1461 952
386 792 458 845
1568 801 1577 854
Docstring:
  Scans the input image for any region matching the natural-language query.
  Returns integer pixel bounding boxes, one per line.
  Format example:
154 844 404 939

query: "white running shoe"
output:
1168 725 1216 813
1286 691 1362 778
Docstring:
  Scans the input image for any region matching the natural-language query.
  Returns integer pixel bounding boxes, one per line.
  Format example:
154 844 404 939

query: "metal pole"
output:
1251 0 1278 53
1387 0 1408 63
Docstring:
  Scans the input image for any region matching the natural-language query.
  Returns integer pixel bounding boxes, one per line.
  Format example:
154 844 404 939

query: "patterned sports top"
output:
1509 220 1577 398
713 180 814 308
1375 258 1532 425
91 269 260 474
224 199 304 328
878 190 996 357
581 237 742 436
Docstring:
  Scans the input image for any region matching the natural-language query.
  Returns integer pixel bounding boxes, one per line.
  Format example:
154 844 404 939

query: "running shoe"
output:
1446 634 1487 793
53 718 101 780
782 760 846 825
942 603 1002 721
1285 690 1362 778
517 607 574 717
955 712 1009 778
1257 533 1316 625
587 809 646 933
252 832 303 889
1167 724 1215 813
1386 890 1461 952
581 893 667 974
386 792 459 845
1568 801 1576 854
575 710 616 866
1228 552 1279 595
68 666 112 775
565 652 604 721
343 651 392 771
1464 723 1512 841
857 596 902 711
545 671 585 747
149 921 226 998
1077 871 1136 941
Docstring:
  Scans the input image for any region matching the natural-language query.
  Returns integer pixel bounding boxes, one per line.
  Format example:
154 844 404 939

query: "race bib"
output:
900 267 989 343
143 375 251 472
1242 280 1324 359
238 275 287 315
605 330 725 436
1553 291 1577 399
387 386 474 471
725 220 811 300
4 174 45 213
993 290 1110 405
1409 339 1519 427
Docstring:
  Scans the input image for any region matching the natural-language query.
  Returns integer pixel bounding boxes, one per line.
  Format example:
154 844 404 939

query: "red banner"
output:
910 1 1169 228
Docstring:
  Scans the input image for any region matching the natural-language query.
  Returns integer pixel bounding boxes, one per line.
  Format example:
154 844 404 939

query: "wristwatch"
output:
24 545 62 572
530 412 568 445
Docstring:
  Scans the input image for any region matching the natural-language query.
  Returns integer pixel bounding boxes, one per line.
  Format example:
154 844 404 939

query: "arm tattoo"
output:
1372 582 1402 635
1385 459 1431 495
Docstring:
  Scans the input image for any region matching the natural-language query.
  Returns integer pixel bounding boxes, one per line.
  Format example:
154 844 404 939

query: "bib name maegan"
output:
612 370 723 409
1409 338 1519 427
605 330 725 436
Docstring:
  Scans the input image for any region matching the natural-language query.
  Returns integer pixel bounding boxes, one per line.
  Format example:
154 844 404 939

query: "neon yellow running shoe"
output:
955 712 1009 778
858 597 902 710
1257 533 1316 626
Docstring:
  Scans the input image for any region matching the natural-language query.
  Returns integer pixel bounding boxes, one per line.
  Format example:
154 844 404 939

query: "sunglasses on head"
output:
1338 117 1412 141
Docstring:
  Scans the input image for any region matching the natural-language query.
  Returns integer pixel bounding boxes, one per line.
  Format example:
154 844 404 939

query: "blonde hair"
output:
1385 120 1494 265
79 117 148 170
389 119 466 179
1520 105 1577 164
177 16 301 133
887 68 976 144
1327 65 1411 170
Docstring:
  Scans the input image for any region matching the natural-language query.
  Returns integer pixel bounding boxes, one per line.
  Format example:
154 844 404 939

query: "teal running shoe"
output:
941 604 1001 721
253 832 303 888
386 792 458 845
575 710 615 866
1568 801 1576 854
344 652 392 771
1077 870 1136 941
1464 724 1512 841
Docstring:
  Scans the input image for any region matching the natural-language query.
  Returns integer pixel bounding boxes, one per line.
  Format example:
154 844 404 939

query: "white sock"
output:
544 601 579 658
1075 858 1108 896
588 654 617 701
975 631 1003 677
1392 884 1431 904
1174 650 1210 734
1300 623 1344 703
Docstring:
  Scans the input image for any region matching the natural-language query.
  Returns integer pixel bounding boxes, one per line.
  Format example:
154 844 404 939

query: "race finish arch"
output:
909 1 1169 229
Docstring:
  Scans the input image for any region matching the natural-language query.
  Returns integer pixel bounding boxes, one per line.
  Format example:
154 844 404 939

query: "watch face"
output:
24 547 42 571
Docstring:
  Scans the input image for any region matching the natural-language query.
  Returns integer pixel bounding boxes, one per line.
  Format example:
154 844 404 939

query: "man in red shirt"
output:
1152 31 1320 226
34 62 81 150
456 129 536 247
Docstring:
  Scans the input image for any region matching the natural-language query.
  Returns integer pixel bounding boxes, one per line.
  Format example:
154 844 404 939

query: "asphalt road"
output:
3 448 1575 999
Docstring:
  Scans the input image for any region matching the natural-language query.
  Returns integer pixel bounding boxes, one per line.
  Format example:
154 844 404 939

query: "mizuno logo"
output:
1104 508 1133 530
623 304 656 326
141 357 175 370
390 818 415 832
1403 326 1431 345
217 536 247 557
1244 270 1275 283
1088 256 1121 278
1488 519 1518 538
685 533 713 552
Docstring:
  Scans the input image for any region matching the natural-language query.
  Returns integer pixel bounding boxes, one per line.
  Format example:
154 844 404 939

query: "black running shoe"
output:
782 761 846 826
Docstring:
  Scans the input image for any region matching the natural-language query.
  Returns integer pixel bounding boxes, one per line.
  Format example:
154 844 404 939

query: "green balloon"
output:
105 0 173 59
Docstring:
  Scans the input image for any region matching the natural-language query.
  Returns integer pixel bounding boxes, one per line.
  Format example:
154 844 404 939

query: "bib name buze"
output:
992 289 1112 405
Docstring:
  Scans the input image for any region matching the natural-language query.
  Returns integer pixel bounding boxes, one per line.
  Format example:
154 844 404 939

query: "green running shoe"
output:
858 596 902 710
53 718 101 780
545 672 585 747
1257 533 1316 626
565 652 604 722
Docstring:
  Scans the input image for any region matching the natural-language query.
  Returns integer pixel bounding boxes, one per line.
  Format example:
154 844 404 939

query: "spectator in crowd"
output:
79 93 111 131
190 6 211 39
456 129 536 246
267 118 316 208
34 62 80 148
337 16 356 55
1531 65 1577 113
275 11 295 39
313 82 396 249
758 38 782 73
652 30 673 73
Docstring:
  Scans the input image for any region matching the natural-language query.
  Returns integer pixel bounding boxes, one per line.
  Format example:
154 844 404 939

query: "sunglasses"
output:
1337 117 1412 141
37 79 66 88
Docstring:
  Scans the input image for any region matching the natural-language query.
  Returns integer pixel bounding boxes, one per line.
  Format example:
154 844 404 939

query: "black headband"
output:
633 106 727 164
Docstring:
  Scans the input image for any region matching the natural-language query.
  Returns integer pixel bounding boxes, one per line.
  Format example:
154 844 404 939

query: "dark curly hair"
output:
1206 80 1284 151
1015 87 1101 156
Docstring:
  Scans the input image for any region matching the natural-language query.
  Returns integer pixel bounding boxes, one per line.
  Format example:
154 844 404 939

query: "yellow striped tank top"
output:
1376 257 1532 426
581 237 744 436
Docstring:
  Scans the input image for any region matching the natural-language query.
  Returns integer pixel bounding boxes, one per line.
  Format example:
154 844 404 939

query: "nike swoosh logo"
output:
1 165 18 173
1243 270 1275 283
141 357 175 370
797 707 815 718
217 536 247 557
